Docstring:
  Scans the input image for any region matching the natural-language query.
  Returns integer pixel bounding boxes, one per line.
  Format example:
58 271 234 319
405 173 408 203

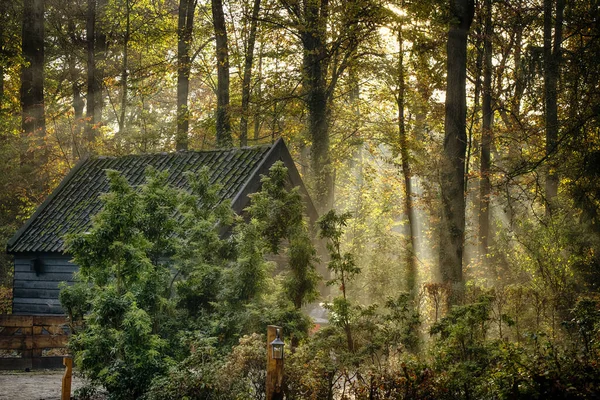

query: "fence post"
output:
266 325 284 400
61 356 72 400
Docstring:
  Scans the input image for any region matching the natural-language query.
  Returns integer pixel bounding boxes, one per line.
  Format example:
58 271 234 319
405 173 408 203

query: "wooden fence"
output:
0 315 69 370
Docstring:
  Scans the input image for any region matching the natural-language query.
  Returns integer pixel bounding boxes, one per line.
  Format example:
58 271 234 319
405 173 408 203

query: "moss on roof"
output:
8 144 273 253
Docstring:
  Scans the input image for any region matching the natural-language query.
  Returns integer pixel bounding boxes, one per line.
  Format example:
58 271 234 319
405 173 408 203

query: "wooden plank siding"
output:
12 254 77 315
0 315 69 370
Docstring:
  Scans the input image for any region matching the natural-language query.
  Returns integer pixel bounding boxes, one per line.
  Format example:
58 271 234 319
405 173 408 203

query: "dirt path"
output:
0 370 88 400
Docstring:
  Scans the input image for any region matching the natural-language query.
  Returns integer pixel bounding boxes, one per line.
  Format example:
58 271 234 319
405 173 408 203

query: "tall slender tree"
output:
0 0 6 108
85 0 107 150
543 0 564 214
212 0 232 147
67 18 85 158
301 0 331 211
396 23 417 295
21 0 47 191
280 0 378 212
239 0 261 147
118 0 131 137
439 0 474 286
176 0 197 151
479 0 493 258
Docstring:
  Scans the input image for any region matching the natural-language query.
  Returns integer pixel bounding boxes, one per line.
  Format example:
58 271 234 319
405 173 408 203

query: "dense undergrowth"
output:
59 163 600 400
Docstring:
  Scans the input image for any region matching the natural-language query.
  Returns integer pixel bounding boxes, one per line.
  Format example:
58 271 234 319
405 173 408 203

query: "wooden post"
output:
62 357 73 400
266 325 284 400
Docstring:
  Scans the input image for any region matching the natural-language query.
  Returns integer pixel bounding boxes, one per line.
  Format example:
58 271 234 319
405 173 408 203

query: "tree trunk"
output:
85 0 96 148
118 0 130 136
96 0 107 123
439 0 474 286
253 43 263 142
543 0 564 214
479 0 492 258
0 0 5 111
21 0 47 186
176 0 196 151
240 0 261 147
397 26 417 295
85 0 107 150
302 0 332 212
67 19 84 159
212 0 232 147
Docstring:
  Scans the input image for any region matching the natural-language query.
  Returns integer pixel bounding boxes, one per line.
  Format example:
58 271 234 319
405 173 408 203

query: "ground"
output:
0 370 89 400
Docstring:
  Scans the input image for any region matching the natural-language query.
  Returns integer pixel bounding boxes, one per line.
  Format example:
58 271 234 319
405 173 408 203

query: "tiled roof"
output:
8 144 274 253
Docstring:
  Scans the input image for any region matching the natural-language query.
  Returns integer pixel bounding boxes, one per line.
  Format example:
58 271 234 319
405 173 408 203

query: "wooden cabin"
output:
7 139 318 315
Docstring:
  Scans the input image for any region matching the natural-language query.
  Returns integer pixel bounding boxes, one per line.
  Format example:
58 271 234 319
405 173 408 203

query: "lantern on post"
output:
270 328 284 360
266 325 284 400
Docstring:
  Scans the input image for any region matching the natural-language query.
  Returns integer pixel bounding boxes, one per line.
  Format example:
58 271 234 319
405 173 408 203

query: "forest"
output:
1 0 600 398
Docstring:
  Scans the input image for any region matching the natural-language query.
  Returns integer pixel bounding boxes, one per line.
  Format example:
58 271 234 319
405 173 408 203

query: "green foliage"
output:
171 168 234 327
318 210 361 288
248 161 320 310
147 334 267 400
146 336 223 400
429 295 494 399
59 162 323 398
318 210 361 351
63 169 177 400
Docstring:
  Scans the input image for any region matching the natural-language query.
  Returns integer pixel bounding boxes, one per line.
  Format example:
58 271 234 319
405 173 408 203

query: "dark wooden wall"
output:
12 253 76 315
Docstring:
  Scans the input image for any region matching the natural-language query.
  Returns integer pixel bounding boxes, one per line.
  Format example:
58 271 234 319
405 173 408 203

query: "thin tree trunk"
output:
176 0 196 151
543 0 564 214
118 0 130 136
397 26 417 295
439 0 474 287
69 59 84 158
512 24 524 120
85 0 106 150
95 0 107 124
85 0 96 148
253 43 263 142
21 0 47 189
66 19 84 159
212 0 232 147
240 0 261 147
0 0 5 111
479 0 493 258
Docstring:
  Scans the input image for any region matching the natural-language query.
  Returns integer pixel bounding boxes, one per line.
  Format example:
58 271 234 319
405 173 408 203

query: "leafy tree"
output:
61 169 178 399
247 161 319 308
319 210 361 352
430 294 493 399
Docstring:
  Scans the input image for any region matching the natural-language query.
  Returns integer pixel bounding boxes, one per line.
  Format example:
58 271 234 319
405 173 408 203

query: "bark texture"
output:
397 26 417 294
176 0 196 151
118 0 131 136
212 0 232 147
439 0 474 285
302 0 332 212
239 0 261 147
479 0 493 257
